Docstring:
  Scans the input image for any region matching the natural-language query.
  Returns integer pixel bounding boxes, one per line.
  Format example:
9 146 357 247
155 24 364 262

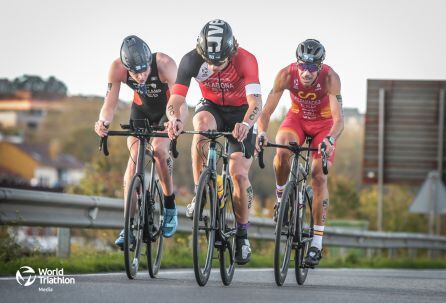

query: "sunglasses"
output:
297 63 320 73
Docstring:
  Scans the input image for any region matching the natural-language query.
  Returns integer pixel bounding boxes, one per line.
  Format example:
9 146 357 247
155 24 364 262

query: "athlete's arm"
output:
326 69 344 139
320 69 344 156
166 94 186 138
157 52 188 124
95 59 125 137
233 51 262 142
166 52 195 138
234 93 262 142
257 67 289 136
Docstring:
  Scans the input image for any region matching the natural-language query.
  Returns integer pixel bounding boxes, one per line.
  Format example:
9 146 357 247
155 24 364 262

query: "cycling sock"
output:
194 184 198 195
312 225 324 250
236 222 249 239
164 194 176 209
276 184 286 202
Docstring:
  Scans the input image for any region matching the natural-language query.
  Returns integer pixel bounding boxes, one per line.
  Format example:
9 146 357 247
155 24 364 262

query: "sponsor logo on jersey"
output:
293 79 299 89
196 62 213 81
297 91 317 100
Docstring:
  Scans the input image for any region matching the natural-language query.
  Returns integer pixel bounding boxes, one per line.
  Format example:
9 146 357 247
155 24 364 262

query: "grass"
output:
2 246 446 276
2 228 445 276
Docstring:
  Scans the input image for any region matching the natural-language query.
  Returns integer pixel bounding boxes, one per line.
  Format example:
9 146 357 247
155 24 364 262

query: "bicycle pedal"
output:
302 231 311 238
303 262 314 269
214 240 223 247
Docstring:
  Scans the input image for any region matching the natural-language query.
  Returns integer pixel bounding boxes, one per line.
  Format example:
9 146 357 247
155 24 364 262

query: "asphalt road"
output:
1 268 445 303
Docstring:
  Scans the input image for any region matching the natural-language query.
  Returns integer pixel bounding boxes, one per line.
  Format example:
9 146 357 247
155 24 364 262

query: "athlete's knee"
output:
193 112 214 131
274 149 290 166
230 169 248 186
311 169 327 187
126 156 136 171
124 160 136 183
153 146 169 161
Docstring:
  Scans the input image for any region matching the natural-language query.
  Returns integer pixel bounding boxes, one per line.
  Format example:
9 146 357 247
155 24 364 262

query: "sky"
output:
1 0 445 114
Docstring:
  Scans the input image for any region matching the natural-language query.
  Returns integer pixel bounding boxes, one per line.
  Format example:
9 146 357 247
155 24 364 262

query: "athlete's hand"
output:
94 120 110 137
319 137 335 157
166 119 183 140
233 122 249 142
256 131 269 153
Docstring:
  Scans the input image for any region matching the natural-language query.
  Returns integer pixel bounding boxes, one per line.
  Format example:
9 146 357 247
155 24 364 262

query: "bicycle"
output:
99 119 178 279
180 130 247 286
258 136 328 286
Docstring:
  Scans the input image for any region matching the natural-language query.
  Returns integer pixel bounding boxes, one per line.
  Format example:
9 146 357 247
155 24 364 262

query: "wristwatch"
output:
326 136 335 146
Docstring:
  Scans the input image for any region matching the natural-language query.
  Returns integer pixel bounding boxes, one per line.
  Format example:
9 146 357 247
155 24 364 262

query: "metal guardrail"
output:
1 187 446 255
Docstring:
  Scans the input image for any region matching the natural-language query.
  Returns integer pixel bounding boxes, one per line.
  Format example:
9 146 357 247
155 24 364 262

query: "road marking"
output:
1 268 445 280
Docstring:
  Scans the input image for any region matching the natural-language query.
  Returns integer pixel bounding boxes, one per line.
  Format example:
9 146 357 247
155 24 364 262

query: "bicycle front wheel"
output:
295 185 312 285
274 181 296 286
124 175 145 279
219 177 236 286
146 179 164 278
193 168 217 286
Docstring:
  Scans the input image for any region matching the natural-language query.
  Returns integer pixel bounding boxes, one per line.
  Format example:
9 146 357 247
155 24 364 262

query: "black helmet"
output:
296 39 325 64
196 19 237 64
120 35 152 73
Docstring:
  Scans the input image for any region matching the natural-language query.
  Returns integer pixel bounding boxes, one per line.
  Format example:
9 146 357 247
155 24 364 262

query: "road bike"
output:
99 119 178 279
258 136 328 286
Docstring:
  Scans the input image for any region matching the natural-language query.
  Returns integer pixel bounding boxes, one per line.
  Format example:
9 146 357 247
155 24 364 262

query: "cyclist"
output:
166 19 263 265
257 39 344 267
94 35 188 247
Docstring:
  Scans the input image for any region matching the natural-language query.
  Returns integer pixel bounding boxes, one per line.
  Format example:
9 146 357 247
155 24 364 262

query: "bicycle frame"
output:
205 138 236 243
287 138 314 246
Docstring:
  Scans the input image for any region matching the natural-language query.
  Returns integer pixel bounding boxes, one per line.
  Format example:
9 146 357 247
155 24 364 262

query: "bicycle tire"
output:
146 179 164 278
295 185 312 285
219 177 236 286
274 181 296 286
192 167 217 286
124 174 145 279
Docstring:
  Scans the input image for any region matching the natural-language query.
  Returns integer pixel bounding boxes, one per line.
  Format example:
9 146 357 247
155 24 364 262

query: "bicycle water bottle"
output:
217 175 224 199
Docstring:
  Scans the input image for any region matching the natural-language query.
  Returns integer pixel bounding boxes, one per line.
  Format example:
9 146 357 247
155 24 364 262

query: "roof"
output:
5 142 84 170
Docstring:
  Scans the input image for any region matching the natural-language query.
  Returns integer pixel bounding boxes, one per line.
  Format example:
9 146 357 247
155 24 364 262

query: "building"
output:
0 91 64 131
0 141 84 188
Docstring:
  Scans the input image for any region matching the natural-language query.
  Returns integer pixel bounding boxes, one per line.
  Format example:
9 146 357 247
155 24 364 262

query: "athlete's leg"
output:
274 111 305 196
123 136 140 218
305 121 335 265
229 152 253 225
229 151 253 265
151 137 174 197
115 136 139 247
191 111 218 188
273 129 300 186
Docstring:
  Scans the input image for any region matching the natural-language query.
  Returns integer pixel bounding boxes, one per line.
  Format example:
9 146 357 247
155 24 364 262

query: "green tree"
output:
358 185 427 232
328 175 361 219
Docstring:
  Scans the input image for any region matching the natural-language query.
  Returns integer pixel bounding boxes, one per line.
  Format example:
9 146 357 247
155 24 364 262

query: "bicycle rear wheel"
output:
124 175 145 279
219 177 236 286
274 181 296 286
295 185 312 285
146 179 164 278
193 168 217 286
